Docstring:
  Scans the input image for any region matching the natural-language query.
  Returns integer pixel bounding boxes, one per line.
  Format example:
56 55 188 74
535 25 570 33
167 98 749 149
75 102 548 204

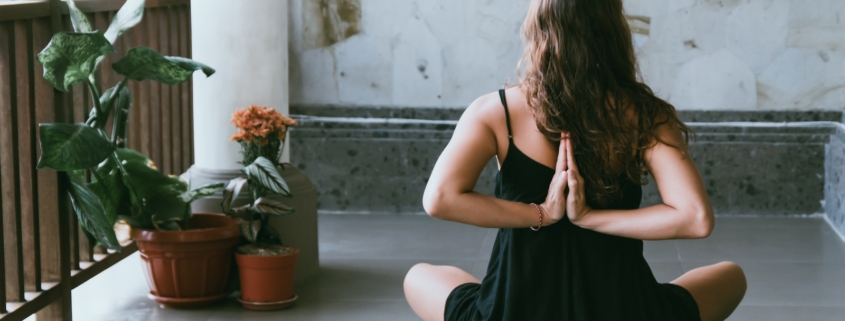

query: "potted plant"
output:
222 105 300 310
35 0 239 308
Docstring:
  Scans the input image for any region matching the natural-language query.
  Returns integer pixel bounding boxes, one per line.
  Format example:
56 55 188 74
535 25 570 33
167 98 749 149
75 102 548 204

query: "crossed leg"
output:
671 261 747 321
404 263 480 321
405 261 746 321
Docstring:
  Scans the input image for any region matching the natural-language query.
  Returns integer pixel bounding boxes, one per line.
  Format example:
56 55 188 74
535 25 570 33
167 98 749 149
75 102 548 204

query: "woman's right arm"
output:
423 94 558 229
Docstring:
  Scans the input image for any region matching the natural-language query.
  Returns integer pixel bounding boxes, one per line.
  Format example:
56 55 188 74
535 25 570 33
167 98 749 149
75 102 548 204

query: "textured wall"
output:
289 0 845 110
289 108 841 215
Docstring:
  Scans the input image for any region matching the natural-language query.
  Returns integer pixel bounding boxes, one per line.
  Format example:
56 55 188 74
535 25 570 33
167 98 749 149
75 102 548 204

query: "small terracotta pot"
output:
235 246 300 310
131 213 240 308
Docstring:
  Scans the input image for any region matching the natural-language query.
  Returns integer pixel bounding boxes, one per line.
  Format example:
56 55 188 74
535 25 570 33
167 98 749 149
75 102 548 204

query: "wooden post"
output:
35 0 73 319
1 20 26 306
15 18 43 295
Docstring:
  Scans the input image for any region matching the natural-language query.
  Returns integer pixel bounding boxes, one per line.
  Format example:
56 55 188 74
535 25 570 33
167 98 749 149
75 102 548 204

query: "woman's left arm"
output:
561 122 715 240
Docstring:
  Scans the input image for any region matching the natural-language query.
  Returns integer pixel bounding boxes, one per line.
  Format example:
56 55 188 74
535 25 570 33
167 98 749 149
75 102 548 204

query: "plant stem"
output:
85 78 103 127
109 152 142 217
278 138 286 168
110 78 130 147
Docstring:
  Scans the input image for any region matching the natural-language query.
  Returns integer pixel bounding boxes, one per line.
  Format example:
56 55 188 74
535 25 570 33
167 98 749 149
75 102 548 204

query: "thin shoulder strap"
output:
498 89 513 140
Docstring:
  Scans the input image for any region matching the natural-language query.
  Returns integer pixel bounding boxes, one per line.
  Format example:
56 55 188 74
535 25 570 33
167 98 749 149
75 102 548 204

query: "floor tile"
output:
69 215 845 320
677 226 845 262
476 229 498 260
648 261 685 284
319 215 488 260
715 216 830 229
643 240 681 261
298 257 476 303
728 305 845 321
683 260 845 307
471 259 489 280
209 301 418 321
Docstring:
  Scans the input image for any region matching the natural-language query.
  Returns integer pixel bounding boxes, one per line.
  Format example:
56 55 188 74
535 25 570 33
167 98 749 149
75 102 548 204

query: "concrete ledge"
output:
288 107 843 217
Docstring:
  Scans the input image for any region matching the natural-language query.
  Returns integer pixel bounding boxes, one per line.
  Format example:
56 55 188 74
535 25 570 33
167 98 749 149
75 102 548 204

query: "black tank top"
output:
443 89 701 321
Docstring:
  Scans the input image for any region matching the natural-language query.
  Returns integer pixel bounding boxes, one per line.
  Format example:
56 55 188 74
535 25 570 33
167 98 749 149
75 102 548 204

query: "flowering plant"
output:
231 105 298 167
222 106 298 245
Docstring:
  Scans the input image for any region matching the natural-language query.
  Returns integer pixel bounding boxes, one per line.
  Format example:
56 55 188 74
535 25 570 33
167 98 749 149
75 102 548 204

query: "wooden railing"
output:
0 0 193 320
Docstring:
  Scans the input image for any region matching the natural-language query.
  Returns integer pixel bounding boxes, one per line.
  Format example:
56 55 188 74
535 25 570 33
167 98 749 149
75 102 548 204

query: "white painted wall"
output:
289 0 845 111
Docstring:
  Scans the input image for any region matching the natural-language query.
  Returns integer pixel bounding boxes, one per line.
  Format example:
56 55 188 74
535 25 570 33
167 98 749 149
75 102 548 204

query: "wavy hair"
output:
518 0 694 206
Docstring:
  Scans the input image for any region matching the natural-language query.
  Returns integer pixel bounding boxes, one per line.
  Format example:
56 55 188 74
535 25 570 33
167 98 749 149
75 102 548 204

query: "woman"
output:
403 1 747 320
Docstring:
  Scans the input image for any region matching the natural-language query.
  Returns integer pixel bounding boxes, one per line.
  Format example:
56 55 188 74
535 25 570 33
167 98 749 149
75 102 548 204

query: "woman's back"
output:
442 89 699 321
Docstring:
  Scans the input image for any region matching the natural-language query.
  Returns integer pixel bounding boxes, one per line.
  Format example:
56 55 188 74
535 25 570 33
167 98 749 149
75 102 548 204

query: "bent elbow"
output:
422 188 446 219
688 207 715 239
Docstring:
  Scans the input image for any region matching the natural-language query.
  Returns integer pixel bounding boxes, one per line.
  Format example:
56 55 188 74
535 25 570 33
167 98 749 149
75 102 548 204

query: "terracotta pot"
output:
131 213 240 308
235 246 300 310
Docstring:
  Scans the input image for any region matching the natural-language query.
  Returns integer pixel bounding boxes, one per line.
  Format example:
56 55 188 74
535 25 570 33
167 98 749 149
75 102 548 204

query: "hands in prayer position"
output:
541 133 592 226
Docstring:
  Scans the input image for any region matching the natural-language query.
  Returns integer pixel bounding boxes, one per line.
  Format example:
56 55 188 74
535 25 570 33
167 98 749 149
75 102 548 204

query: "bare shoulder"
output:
462 91 505 123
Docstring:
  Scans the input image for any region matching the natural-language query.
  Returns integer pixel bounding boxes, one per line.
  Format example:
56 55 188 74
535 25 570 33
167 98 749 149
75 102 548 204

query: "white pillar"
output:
191 0 290 170
187 1 318 285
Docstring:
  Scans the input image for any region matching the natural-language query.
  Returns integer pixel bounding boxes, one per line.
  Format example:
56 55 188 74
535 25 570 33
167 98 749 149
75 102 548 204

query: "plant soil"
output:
238 244 296 256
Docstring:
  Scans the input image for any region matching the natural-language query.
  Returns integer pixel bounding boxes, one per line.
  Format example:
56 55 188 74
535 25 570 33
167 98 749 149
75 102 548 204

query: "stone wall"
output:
289 108 842 216
288 0 845 111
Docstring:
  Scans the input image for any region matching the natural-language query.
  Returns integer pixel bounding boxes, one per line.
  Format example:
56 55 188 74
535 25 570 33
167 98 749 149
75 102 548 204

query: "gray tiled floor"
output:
71 215 845 320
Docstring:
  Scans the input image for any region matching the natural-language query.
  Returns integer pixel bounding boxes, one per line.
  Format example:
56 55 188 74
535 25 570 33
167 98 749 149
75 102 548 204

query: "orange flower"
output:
230 105 297 143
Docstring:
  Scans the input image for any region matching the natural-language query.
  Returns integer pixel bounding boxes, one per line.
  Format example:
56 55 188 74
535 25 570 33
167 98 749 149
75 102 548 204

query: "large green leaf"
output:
66 0 92 33
104 0 145 44
114 148 152 165
37 123 115 171
89 166 129 225
252 197 294 216
36 32 114 92
240 220 261 243
179 182 224 203
119 155 190 229
221 177 247 214
227 204 253 221
101 148 186 230
68 180 121 250
112 47 215 85
243 157 292 197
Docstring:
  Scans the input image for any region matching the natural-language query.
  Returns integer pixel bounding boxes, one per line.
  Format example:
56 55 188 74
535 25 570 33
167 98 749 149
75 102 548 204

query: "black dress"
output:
443 90 701 321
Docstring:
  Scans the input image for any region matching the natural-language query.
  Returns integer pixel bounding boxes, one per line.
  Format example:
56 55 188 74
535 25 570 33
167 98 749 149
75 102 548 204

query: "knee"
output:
718 261 747 293
404 263 433 290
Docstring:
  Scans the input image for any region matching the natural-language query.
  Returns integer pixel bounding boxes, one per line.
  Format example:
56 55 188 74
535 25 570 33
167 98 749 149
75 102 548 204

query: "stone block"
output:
637 40 683 101
757 48 845 110
649 5 727 65
335 35 394 105
442 38 499 106
725 0 790 74
291 48 339 105
787 0 845 51
671 49 757 110
623 0 695 17
643 141 827 215
392 18 443 107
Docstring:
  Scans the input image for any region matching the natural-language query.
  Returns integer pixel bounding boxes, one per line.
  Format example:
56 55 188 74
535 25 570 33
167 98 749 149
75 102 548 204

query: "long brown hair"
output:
518 0 694 206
